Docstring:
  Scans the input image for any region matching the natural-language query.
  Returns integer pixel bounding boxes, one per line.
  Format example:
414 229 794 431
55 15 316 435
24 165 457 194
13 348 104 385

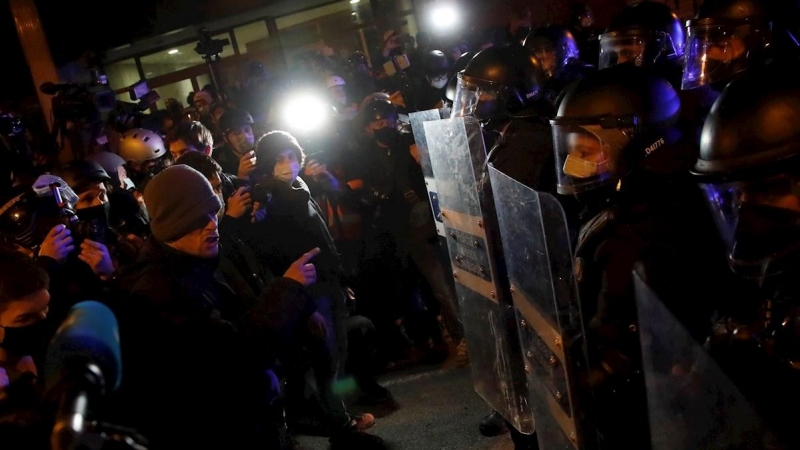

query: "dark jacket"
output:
114 238 312 449
361 134 435 245
245 177 345 302
212 143 242 179
574 178 741 449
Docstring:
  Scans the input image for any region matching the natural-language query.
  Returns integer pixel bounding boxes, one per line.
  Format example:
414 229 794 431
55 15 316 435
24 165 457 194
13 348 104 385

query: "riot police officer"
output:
524 24 596 107
690 60 800 448
568 2 601 66
450 43 560 445
452 43 557 196
599 0 685 89
552 63 733 448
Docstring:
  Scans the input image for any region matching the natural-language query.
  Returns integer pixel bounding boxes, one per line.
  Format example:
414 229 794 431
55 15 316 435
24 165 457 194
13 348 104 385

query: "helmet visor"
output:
700 173 800 278
531 45 557 80
450 73 504 120
681 23 751 90
551 116 636 195
599 33 647 69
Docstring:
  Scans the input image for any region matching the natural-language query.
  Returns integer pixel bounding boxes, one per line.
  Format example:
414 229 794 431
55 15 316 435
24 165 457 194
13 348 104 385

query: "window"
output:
152 79 196 111
277 0 378 65
234 20 270 54
197 74 212 92
140 33 235 79
105 59 140 91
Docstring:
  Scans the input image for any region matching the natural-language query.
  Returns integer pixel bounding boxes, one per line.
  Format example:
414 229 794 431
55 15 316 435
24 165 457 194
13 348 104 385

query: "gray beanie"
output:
144 165 222 243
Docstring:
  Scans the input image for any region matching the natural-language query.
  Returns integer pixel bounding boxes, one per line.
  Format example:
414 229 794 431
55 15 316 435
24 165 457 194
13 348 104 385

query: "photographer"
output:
46 161 138 322
117 127 170 193
212 108 258 179
85 151 150 239
0 174 121 326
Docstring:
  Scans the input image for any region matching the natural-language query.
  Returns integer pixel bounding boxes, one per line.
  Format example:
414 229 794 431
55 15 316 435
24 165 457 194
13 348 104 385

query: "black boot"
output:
479 410 508 437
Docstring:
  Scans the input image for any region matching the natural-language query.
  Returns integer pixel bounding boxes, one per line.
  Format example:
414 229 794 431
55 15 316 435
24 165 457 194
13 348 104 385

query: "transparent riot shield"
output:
409 109 447 237
634 269 775 450
489 166 588 450
424 117 534 433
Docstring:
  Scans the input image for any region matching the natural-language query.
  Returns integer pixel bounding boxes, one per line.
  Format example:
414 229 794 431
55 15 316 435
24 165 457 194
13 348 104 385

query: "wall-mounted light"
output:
168 49 179 55
350 0 360 4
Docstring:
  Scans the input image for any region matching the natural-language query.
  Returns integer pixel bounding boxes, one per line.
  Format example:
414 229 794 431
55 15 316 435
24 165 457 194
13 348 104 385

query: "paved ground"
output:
295 362 514 450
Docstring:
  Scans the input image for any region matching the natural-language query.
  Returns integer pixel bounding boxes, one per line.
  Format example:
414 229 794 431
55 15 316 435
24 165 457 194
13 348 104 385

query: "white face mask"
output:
274 161 301 184
429 76 448 90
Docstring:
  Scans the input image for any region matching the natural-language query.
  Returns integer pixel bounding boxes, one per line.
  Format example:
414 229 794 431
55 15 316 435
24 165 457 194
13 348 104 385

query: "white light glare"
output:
350 0 360 3
168 49 179 55
430 3 459 30
283 94 329 132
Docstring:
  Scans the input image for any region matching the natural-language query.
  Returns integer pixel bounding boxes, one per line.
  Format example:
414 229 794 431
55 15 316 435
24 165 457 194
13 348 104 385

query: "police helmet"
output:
692 60 800 277
682 0 772 90
445 51 475 102
524 24 581 80
552 64 681 195
599 1 685 69
452 44 545 119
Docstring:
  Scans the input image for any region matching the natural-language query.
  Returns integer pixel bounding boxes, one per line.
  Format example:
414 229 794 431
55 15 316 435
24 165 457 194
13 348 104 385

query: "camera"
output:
195 28 230 58
383 54 412 77
47 183 107 247
41 74 117 124
107 80 161 132
250 175 280 205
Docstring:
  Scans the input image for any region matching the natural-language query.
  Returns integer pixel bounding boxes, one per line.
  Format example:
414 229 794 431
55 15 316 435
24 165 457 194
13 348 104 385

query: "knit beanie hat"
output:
254 130 306 177
144 165 222 243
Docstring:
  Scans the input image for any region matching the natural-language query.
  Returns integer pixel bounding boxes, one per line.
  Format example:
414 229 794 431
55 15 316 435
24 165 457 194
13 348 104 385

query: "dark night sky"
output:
1 0 158 105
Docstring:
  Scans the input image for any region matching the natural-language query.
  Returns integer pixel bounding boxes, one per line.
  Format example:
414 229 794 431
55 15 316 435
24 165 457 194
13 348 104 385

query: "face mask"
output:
429 76 448 90
563 154 605 178
0 320 51 356
231 134 255 155
730 203 800 274
274 161 301 184
74 202 111 244
373 128 399 146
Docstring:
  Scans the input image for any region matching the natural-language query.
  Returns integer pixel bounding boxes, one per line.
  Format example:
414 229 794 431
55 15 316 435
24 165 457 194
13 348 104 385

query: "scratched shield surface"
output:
489 166 588 449
425 117 533 434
